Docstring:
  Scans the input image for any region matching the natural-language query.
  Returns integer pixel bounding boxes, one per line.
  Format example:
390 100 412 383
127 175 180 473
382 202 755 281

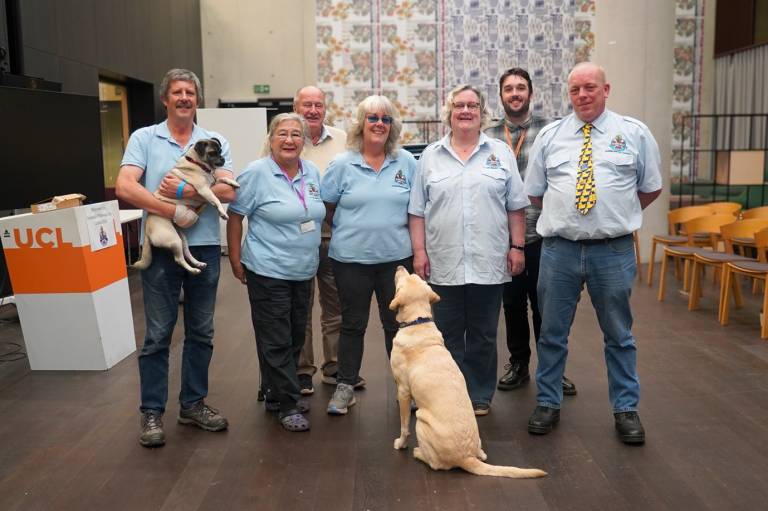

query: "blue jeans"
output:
139 245 220 414
536 235 639 412
431 284 503 406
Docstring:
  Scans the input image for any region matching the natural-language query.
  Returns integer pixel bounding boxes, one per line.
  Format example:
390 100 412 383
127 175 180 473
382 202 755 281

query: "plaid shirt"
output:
485 114 549 244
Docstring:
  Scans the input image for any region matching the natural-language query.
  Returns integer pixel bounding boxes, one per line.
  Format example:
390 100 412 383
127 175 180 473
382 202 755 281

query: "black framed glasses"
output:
366 114 393 125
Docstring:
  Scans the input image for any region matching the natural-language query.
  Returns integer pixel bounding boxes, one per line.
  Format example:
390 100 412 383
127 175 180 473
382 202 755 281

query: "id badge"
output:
300 220 316 234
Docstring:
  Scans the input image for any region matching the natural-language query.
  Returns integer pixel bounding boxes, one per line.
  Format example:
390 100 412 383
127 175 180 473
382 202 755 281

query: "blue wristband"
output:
176 181 187 199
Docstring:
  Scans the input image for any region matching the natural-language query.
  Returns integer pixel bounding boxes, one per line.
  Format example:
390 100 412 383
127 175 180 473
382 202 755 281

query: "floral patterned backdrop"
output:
316 0 596 144
671 0 705 179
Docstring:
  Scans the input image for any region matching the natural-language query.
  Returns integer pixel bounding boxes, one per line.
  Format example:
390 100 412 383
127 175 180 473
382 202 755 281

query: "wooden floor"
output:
1 261 768 510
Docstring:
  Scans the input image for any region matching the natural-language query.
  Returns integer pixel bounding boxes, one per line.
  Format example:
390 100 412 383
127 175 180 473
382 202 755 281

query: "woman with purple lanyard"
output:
227 113 325 432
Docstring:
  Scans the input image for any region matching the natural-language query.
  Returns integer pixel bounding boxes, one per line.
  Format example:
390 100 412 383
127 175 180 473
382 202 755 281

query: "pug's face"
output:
193 138 225 171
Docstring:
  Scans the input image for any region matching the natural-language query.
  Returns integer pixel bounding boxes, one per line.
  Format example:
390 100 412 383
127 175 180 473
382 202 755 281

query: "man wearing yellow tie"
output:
523 62 662 444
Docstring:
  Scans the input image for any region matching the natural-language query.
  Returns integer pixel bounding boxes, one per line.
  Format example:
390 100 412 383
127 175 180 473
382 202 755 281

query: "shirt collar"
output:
504 114 532 130
268 156 306 179
350 150 394 171
438 131 493 150
572 110 608 135
156 120 201 147
314 125 331 145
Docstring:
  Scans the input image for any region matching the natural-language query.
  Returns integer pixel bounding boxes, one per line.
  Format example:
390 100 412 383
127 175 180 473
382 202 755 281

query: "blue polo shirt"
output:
321 149 417 264
121 121 233 246
228 158 325 281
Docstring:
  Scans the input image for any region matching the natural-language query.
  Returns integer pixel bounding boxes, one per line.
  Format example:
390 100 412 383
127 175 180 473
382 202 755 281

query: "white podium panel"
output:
0 200 136 370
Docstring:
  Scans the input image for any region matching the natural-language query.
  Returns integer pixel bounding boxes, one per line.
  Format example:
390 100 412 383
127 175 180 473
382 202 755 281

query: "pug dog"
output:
132 138 239 274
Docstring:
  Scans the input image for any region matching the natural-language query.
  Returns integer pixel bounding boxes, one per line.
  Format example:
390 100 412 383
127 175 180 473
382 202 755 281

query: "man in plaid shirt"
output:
484 68 576 396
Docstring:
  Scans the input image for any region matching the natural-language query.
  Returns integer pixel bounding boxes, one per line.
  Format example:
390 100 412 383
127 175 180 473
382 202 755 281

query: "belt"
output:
557 233 632 245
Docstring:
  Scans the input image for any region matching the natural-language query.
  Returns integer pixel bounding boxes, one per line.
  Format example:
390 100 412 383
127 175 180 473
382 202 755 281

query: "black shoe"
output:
562 376 577 396
497 362 530 390
298 374 314 395
614 411 645 444
528 406 560 435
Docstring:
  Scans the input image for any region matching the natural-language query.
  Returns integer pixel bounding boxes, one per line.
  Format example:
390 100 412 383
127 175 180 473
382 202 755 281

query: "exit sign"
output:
253 84 270 94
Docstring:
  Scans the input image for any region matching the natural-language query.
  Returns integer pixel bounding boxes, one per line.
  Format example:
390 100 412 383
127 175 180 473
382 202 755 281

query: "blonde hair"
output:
441 84 490 130
346 95 402 157
261 113 310 156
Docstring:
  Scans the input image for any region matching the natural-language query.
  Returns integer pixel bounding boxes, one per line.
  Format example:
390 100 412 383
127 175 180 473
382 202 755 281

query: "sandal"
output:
279 410 310 432
265 399 310 413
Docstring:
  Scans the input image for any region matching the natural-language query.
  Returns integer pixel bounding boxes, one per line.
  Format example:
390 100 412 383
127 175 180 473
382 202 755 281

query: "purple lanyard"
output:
273 157 308 213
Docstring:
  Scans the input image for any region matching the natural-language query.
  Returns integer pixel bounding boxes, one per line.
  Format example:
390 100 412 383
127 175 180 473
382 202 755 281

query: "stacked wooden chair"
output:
657 213 737 302
721 227 768 338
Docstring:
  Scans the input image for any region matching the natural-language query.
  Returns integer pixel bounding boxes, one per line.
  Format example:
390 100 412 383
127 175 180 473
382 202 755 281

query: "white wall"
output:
592 0 675 261
200 0 317 106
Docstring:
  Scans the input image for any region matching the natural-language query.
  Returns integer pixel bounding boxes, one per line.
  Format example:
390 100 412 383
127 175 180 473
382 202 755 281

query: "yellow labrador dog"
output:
389 266 546 479
133 138 238 274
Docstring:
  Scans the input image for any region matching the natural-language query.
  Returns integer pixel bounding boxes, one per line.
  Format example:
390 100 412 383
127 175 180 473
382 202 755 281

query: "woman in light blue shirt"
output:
409 85 529 416
322 95 417 415
227 113 325 432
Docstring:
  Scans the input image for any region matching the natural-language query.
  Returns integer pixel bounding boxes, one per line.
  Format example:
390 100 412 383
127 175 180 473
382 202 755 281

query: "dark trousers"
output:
432 283 504 405
502 239 542 365
245 270 311 413
332 257 413 386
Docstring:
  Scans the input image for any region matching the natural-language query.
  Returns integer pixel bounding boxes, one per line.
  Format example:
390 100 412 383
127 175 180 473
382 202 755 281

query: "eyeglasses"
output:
275 131 304 140
453 102 481 111
366 114 393 125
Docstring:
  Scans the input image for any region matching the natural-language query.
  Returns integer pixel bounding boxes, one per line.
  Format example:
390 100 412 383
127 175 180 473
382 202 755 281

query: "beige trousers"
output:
297 237 341 376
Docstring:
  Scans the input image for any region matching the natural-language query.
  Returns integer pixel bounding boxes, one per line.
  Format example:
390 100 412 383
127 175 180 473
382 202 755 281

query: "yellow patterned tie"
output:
575 123 596 214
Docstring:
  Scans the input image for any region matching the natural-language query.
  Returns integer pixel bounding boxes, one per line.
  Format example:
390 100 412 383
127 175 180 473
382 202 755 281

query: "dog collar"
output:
398 317 433 328
185 155 214 174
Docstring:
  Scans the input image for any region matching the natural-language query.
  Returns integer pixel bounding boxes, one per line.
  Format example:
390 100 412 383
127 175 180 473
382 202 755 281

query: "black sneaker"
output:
177 401 228 432
298 374 314 395
498 362 530 390
614 411 645 444
139 411 165 447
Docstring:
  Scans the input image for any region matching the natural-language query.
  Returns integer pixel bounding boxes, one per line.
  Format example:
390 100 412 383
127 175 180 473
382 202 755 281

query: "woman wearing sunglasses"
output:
321 95 417 415
408 85 529 416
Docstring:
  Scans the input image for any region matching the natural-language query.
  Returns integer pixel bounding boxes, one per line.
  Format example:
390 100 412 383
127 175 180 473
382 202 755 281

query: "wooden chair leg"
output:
721 267 733 325
683 259 691 291
658 250 669 301
689 260 702 310
647 239 657 286
733 272 744 309
761 278 768 339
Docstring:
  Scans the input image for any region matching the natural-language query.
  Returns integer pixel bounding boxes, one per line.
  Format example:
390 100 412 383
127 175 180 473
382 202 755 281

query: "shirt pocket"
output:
426 172 452 201
544 152 572 177
604 152 635 170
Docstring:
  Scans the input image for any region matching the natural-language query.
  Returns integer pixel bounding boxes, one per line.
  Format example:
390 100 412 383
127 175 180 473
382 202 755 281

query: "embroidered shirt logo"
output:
485 154 501 169
394 169 406 185
608 134 627 152
307 182 321 199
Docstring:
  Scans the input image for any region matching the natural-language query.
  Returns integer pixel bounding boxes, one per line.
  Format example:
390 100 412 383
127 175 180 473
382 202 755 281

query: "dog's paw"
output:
394 437 408 450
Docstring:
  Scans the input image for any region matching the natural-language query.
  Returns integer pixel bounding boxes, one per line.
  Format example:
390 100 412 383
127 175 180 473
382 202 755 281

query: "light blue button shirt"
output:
121 121 233 246
409 133 530 286
524 110 662 240
321 149 417 264
228 158 325 280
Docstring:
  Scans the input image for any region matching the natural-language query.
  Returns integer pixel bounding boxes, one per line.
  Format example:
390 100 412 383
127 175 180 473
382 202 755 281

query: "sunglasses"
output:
366 114 393 125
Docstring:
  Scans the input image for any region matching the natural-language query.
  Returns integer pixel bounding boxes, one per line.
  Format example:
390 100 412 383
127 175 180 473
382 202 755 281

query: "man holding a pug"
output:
116 68 236 448
291 86 349 395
